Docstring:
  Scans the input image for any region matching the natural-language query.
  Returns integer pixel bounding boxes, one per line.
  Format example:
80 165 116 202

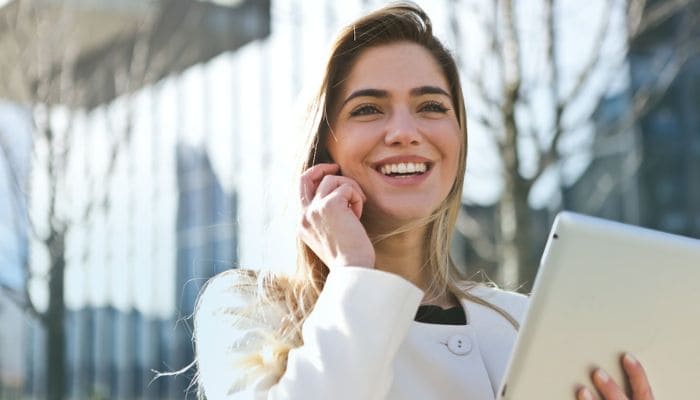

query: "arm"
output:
195 267 424 400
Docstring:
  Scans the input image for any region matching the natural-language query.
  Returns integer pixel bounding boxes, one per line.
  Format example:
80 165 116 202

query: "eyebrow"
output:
410 86 451 98
340 85 451 108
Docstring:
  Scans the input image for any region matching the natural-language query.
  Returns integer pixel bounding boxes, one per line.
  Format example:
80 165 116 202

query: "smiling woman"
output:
192 2 654 400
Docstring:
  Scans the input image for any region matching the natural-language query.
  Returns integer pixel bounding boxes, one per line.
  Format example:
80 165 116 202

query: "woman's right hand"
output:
298 163 375 269
575 354 654 400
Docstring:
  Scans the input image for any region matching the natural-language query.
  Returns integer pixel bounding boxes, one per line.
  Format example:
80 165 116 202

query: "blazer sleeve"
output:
195 266 425 400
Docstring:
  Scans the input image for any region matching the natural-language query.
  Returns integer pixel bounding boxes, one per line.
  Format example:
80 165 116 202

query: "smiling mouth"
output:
377 162 430 177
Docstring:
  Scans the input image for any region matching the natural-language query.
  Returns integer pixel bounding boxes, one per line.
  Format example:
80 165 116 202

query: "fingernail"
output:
594 369 610 383
580 388 594 400
624 353 638 366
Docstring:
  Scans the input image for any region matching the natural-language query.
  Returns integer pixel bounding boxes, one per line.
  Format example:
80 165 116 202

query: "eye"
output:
420 101 449 113
350 104 382 117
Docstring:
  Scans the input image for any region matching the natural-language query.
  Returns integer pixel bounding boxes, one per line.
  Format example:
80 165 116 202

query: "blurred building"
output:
22 141 239 400
565 0 700 238
0 296 26 398
0 0 268 398
0 102 31 399
455 1 700 290
10 0 684 397
563 93 642 223
170 142 238 398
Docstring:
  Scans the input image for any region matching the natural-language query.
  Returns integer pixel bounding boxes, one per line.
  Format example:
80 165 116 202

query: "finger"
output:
300 163 339 206
622 353 654 400
345 185 364 219
576 386 597 400
327 183 364 219
301 163 340 203
591 368 626 400
315 175 366 202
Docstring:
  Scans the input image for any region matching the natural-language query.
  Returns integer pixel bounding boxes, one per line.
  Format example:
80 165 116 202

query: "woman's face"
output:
326 41 462 226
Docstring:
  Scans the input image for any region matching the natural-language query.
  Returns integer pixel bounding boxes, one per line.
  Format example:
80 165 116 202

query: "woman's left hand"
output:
576 353 654 400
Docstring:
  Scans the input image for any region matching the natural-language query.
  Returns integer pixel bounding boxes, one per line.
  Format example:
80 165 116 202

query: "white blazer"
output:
196 267 529 400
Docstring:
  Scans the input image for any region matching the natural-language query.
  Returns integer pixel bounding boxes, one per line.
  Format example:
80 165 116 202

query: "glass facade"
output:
567 1 700 239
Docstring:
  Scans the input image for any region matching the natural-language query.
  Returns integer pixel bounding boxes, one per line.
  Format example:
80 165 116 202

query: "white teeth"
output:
379 162 428 176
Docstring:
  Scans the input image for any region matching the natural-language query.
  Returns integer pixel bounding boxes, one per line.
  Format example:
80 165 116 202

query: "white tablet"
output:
498 211 700 399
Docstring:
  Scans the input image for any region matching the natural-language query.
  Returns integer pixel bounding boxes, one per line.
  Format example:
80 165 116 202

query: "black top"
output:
414 304 467 325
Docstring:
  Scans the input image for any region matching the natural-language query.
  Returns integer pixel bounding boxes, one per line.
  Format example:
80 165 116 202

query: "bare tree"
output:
1 0 269 397
451 0 700 289
0 1 161 398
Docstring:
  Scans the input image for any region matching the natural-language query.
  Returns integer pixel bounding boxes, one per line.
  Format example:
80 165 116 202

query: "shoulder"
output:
462 283 530 324
195 269 290 396
196 268 259 313
468 284 529 309
195 268 286 331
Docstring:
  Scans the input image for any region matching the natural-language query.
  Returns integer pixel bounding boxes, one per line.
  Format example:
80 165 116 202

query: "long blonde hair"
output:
195 2 518 392
293 0 518 330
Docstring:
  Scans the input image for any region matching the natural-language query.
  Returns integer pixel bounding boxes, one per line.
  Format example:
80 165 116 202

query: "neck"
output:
370 224 455 308
372 226 430 290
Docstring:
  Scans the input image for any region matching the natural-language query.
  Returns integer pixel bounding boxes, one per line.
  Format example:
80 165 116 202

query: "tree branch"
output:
0 282 42 321
498 0 523 173
529 0 696 188
529 0 561 189
0 127 29 234
500 0 522 95
580 151 644 215
466 1 504 147
628 0 693 38
560 0 614 109
529 0 613 188
630 41 698 117
471 111 499 132
466 57 503 109
76 8 160 227
568 36 699 139
455 209 498 263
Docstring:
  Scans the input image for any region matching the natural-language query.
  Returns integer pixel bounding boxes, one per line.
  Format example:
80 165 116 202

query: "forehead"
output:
342 42 449 96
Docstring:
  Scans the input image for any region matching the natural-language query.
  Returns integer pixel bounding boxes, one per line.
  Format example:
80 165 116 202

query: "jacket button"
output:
446 334 472 355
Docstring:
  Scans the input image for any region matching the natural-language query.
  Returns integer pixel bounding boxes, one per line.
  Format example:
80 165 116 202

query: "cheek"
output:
325 141 362 180
325 138 347 167
436 127 463 191
327 126 376 170
436 124 462 167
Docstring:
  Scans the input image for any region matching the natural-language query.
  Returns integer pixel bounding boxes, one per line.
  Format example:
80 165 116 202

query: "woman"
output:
194 3 653 399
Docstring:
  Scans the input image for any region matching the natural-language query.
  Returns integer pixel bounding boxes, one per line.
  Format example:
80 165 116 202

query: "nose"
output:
384 108 422 146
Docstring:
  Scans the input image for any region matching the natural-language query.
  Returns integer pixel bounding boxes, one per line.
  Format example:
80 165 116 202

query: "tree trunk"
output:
496 0 534 288
497 172 534 287
46 229 66 400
